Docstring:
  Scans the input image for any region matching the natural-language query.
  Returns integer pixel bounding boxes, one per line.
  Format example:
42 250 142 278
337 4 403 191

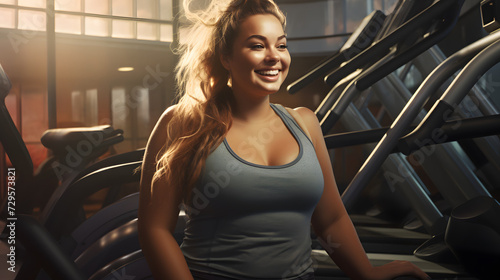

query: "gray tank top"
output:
181 103 324 279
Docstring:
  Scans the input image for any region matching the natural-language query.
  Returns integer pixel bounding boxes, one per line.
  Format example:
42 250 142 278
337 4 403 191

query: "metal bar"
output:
47 0 56 129
442 38 500 106
339 104 443 234
172 0 180 51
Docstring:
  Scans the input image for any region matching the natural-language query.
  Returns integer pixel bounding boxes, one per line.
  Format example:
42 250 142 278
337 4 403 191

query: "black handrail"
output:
355 2 463 91
324 115 500 152
42 161 142 238
399 38 500 154
324 0 462 87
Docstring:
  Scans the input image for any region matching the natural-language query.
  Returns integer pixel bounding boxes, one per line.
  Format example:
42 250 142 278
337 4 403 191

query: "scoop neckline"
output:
223 103 303 169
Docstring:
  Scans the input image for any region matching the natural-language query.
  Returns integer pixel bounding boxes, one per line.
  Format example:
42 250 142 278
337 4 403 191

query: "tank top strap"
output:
270 103 314 146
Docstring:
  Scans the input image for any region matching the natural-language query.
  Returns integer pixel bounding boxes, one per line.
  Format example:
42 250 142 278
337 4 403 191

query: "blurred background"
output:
0 0 400 193
5 0 496 204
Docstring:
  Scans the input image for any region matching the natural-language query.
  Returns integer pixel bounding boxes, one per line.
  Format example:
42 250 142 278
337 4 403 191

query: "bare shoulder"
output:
292 107 318 125
152 105 177 138
143 105 177 165
157 104 178 128
284 106 321 145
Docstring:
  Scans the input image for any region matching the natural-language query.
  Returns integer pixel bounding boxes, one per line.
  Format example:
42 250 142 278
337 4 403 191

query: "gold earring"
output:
227 73 232 88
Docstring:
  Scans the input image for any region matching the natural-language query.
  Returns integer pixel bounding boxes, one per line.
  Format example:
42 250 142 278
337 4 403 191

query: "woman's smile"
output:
255 68 281 82
221 14 291 99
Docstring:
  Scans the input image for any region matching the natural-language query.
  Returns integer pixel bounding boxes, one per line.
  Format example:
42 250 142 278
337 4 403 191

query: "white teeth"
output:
256 70 279 76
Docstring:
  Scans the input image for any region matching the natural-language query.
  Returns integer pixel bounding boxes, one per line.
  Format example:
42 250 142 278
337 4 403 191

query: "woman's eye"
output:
251 44 264 50
278 44 288 50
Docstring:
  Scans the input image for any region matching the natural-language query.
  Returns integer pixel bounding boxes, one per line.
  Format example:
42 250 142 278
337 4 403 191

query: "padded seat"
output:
41 125 123 156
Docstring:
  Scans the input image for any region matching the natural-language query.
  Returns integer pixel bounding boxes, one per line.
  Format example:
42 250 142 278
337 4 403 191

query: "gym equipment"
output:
0 74 125 215
415 34 500 279
319 0 464 130
310 1 498 239
340 30 500 210
0 64 144 279
319 10 500 279
304 0 468 241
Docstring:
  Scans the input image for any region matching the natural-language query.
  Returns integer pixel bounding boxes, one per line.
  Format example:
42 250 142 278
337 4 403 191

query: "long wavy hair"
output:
152 0 286 202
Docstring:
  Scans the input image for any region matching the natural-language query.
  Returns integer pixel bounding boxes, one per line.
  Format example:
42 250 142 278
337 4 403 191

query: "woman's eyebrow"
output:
246 34 287 41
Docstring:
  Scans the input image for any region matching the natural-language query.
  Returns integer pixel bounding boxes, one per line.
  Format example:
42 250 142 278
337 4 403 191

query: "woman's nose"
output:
265 48 280 63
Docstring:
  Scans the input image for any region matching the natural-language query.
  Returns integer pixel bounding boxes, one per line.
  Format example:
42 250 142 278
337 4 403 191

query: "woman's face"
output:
222 14 291 99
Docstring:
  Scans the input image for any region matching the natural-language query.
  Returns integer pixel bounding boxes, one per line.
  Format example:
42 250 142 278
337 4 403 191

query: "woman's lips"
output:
255 69 280 82
255 69 279 76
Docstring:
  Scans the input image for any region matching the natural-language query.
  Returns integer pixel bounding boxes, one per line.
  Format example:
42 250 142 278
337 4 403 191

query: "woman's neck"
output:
230 93 274 124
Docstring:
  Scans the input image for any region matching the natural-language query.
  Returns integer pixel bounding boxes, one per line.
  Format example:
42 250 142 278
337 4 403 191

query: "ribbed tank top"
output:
181 103 324 280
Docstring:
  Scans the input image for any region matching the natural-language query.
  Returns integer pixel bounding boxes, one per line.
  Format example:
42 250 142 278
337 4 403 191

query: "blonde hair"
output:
152 0 286 202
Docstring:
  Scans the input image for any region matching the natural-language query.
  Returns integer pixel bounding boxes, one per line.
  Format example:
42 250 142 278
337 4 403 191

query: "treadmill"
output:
313 1 500 279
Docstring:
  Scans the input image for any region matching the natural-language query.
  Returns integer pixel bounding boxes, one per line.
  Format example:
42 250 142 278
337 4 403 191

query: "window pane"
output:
21 88 47 143
135 87 150 138
18 0 45 8
0 0 16 5
160 23 172 42
111 87 131 135
160 0 172 20
137 0 155 19
85 16 110 37
0 8 16 29
112 19 134 38
56 14 82 34
72 90 84 123
85 89 98 126
55 0 81 12
18 9 46 31
112 0 133 17
85 0 109 14
137 22 157 40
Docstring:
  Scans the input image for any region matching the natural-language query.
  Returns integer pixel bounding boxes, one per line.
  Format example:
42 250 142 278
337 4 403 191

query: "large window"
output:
0 0 173 42
0 0 176 176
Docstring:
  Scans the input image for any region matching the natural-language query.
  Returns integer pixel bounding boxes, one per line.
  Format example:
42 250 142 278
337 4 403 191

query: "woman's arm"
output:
138 105 194 280
293 107 429 280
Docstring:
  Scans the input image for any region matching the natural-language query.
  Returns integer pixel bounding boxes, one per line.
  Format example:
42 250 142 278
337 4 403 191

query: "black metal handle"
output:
324 114 500 153
43 161 142 238
324 0 462 87
355 1 463 90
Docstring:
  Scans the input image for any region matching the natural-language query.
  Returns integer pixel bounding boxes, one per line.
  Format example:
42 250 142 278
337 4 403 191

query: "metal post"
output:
172 0 180 51
170 0 181 105
47 0 57 128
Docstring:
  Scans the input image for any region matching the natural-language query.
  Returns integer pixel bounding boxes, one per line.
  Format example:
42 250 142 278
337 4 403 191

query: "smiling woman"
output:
137 1 430 280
